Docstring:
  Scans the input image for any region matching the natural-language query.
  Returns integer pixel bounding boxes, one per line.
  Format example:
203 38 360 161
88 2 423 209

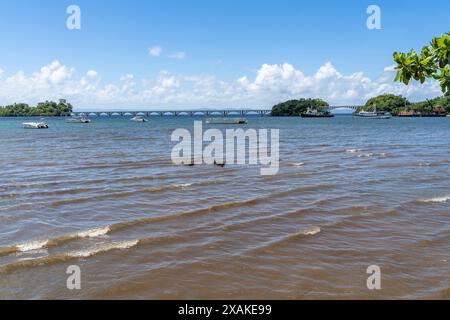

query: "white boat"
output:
205 118 248 124
130 116 147 122
301 107 334 118
66 116 91 123
354 106 392 119
23 122 49 129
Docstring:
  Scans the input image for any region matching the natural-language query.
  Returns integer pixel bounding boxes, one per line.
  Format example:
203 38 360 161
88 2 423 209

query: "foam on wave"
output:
420 195 450 203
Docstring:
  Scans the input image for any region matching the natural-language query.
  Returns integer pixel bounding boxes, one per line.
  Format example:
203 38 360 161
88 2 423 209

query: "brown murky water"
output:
0 116 449 299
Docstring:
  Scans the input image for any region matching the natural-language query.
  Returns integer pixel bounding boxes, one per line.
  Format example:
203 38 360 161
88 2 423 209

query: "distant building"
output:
433 107 446 115
398 110 416 117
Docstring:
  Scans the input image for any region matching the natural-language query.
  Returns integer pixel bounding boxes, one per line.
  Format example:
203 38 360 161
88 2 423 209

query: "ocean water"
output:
0 115 449 299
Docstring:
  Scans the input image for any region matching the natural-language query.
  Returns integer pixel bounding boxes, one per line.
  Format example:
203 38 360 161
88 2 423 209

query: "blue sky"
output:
0 0 449 109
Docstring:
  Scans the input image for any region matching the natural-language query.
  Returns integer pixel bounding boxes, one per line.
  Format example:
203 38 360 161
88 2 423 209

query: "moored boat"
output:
130 116 148 122
66 116 91 123
301 107 334 118
22 122 49 129
205 118 248 124
354 105 392 119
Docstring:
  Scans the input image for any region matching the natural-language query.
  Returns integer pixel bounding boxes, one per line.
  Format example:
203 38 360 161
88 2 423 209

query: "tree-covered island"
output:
0 100 73 117
271 98 329 116
356 94 450 116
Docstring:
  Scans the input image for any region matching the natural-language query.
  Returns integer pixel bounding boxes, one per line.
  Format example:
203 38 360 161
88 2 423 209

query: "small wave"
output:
288 162 305 167
357 153 375 158
350 151 393 159
282 227 322 241
0 226 112 257
67 240 139 258
0 186 100 200
418 162 433 167
300 227 322 236
78 159 172 171
221 208 311 231
0 184 332 259
49 181 223 207
173 183 193 189
76 227 110 238
346 149 365 153
417 160 450 167
0 240 140 274
69 184 335 235
250 227 321 254
420 195 450 203
2 197 261 259
16 240 49 252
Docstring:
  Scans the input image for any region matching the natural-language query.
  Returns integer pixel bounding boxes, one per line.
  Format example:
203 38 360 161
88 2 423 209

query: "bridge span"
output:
71 106 358 117
327 106 359 111
71 110 272 117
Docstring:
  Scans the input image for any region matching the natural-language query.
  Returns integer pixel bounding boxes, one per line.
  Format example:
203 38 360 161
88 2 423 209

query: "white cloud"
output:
32 60 74 84
86 70 98 77
148 46 162 57
315 62 340 80
120 74 134 81
169 52 186 60
0 60 443 110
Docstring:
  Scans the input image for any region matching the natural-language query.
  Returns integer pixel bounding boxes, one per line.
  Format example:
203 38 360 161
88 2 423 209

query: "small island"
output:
271 98 330 117
0 99 73 117
356 94 450 117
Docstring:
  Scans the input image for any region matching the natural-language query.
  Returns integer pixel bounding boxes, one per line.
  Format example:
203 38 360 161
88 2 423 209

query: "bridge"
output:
71 109 273 117
70 106 359 117
327 106 359 111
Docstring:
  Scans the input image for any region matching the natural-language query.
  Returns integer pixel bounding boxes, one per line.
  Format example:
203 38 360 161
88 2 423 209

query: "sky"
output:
0 0 449 110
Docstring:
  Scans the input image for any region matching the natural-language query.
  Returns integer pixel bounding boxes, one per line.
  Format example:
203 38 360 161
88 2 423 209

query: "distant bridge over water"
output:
71 106 358 117
327 106 359 111
72 110 272 117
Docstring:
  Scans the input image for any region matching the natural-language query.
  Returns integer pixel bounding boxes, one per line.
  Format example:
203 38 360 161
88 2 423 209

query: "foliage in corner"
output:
393 31 450 93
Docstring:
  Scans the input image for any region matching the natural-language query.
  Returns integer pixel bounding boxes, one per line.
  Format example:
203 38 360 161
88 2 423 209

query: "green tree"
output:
271 98 329 116
0 100 73 117
393 31 450 93
401 95 449 114
359 94 410 116
435 95 450 112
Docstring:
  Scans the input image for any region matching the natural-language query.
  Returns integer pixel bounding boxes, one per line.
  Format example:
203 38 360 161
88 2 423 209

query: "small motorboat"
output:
23 122 49 129
66 116 91 123
130 116 147 122
205 118 248 124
